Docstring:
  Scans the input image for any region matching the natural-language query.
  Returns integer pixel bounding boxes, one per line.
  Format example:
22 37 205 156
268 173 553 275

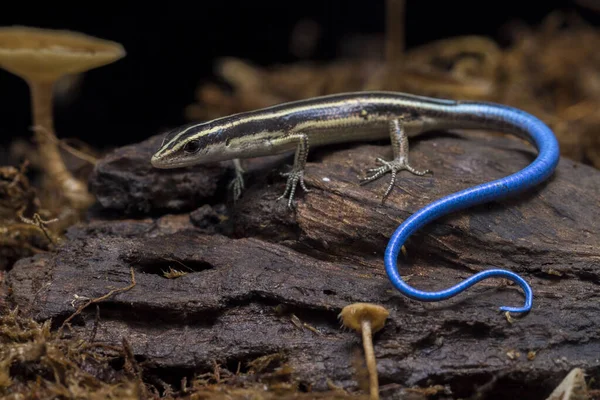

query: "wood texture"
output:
7 127 600 398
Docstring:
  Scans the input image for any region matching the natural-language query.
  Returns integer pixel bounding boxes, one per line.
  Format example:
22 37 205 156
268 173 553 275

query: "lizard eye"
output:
183 140 201 154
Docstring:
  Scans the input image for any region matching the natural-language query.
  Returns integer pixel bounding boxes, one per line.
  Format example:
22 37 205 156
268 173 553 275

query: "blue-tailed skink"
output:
151 91 560 314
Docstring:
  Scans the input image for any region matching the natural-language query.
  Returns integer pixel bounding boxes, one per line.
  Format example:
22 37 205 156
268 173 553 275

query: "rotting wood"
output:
7 128 600 399
88 134 227 215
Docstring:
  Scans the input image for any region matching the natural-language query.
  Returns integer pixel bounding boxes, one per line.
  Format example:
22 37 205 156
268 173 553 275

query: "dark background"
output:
0 0 596 150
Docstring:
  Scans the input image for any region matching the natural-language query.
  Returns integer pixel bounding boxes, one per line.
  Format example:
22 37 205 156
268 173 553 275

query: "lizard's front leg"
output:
360 118 431 203
228 158 245 202
274 133 311 208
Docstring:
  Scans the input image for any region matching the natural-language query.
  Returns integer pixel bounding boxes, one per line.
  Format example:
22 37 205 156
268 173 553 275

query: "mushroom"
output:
339 302 389 400
0 26 125 211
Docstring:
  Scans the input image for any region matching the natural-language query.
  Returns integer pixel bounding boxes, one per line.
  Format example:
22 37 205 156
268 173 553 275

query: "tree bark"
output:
7 128 600 399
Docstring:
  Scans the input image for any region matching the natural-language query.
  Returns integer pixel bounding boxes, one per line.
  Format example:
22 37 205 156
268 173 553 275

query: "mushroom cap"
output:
0 26 126 82
339 303 389 333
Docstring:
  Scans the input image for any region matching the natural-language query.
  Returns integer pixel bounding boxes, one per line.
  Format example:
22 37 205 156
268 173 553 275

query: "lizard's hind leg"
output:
360 119 431 203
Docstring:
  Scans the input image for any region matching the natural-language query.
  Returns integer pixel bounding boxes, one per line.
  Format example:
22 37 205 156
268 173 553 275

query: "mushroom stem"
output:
385 0 405 65
28 79 93 211
30 80 54 132
361 319 379 400
339 303 388 400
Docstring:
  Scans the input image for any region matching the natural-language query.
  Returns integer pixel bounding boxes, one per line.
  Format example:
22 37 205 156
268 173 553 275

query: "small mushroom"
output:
339 302 389 400
0 26 125 211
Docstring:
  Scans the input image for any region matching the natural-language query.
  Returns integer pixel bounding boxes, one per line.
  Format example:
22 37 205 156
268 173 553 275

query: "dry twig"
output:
60 268 136 330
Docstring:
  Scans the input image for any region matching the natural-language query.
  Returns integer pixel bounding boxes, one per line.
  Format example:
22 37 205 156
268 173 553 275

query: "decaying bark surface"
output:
7 128 600 399
88 135 227 215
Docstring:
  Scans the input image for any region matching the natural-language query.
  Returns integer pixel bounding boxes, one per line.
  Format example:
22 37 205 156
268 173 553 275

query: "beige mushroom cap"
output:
0 26 126 82
339 303 390 333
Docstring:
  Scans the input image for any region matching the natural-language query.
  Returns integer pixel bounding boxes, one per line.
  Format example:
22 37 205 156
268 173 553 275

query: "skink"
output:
151 91 560 314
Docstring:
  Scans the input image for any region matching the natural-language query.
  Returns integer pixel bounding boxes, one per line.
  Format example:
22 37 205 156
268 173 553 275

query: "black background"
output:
0 1 595 150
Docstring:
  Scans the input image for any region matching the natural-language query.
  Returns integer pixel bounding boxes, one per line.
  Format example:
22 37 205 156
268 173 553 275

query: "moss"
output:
0 308 369 399
0 308 141 399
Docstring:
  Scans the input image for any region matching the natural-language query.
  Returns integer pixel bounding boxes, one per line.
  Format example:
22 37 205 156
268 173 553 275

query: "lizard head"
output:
151 120 232 168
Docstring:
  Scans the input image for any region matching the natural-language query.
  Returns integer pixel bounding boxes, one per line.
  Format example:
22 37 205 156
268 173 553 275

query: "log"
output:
88 135 227 215
7 128 600 398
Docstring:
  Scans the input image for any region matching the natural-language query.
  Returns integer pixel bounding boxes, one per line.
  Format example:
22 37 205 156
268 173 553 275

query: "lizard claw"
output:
228 168 245 202
277 168 310 208
360 157 430 203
